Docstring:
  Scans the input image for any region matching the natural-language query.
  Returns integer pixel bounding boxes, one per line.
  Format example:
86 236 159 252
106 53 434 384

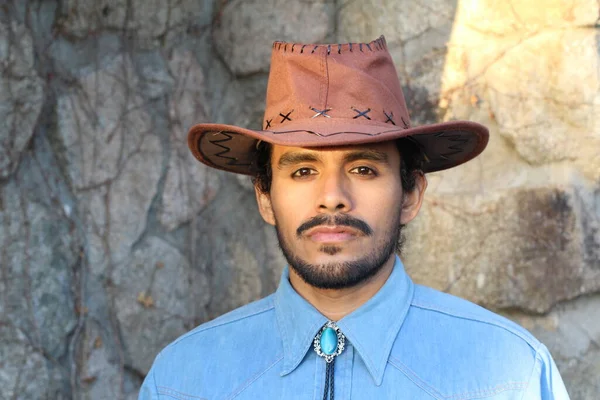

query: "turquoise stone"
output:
320 327 338 355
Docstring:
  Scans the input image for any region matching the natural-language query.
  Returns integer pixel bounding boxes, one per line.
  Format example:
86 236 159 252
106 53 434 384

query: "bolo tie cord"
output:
322 357 335 400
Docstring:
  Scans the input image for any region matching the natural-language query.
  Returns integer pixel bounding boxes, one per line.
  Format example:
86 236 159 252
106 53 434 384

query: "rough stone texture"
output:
194 176 286 320
449 28 600 180
0 324 65 399
160 50 220 231
56 53 162 270
112 236 210 374
1 132 80 398
213 0 334 75
0 20 44 178
58 0 213 47
1 0 599 399
404 185 600 313
76 319 140 400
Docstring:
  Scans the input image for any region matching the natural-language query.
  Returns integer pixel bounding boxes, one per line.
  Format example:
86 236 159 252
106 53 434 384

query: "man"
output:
140 36 569 399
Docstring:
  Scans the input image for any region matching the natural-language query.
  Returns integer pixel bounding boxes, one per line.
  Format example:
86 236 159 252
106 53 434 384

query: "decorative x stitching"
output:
383 110 395 125
352 107 371 120
400 116 410 129
265 118 273 129
310 107 332 118
279 110 293 122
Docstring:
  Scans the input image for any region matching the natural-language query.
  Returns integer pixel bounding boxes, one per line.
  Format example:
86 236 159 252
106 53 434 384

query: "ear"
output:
400 172 427 225
255 185 276 226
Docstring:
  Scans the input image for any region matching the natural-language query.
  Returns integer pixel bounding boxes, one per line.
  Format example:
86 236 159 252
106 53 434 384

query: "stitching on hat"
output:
310 107 332 118
401 116 410 129
383 110 395 125
435 132 469 159
269 129 396 137
352 107 372 120
207 132 251 166
279 110 293 123
272 37 386 56
265 118 273 129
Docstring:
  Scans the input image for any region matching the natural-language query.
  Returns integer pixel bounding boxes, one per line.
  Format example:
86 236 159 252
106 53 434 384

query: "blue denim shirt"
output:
140 257 569 399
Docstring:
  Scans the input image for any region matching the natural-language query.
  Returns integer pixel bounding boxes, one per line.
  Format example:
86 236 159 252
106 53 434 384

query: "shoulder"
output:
167 293 277 350
159 294 278 359
389 285 544 399
150 294 282 392
409 284 540 347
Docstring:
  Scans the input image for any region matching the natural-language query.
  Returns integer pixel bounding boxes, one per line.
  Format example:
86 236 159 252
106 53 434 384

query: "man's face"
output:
255 141 425 289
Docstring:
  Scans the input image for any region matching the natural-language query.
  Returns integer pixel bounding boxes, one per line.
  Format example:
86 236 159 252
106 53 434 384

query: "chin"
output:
309 247 362 264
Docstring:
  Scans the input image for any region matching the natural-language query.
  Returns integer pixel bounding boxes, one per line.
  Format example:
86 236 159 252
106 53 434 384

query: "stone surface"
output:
0 324 66 399
160 50 220 231
0 20 44 178
404 184 600 314
193 177 285 320
112 236 209 374
0 136 79 399
439 0 600 180
58 0 214 47
213 0 334 75
56 53 162 269
76 319 140 400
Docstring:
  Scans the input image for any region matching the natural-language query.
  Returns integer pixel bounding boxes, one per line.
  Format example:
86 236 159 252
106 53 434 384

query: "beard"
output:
274 211 405 290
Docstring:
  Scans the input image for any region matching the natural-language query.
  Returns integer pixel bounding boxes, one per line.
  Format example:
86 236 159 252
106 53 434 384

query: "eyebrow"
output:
342 149 389 164
277 152 322 169
276 149 389 169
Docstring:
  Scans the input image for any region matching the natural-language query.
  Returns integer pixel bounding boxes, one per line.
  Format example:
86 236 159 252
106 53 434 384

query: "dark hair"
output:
252 139 425 194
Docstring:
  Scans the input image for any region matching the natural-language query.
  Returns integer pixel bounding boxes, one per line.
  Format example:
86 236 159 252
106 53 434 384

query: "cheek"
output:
269 182 309 230
356 178 402 203
355 181 403 226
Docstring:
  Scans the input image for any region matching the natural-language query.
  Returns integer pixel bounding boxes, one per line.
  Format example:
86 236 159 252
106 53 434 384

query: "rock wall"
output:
0 0 598 398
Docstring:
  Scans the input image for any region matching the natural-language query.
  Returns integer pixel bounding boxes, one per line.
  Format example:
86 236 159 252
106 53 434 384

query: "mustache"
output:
296 214 373 237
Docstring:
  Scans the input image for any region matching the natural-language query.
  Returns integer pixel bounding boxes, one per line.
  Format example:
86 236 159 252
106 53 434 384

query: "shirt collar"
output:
274 256 414 386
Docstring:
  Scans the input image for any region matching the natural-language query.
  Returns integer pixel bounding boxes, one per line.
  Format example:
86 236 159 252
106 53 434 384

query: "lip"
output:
304 226 361 243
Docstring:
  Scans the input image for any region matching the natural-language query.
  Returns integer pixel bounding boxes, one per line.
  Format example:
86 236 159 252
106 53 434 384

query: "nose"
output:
316 170 353 213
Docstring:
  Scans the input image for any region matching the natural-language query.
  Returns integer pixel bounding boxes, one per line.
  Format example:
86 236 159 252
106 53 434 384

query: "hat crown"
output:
263 36 411 131
187 36 489 176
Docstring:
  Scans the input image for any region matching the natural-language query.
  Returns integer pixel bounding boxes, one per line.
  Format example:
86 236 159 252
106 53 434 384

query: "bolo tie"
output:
313 321 345 400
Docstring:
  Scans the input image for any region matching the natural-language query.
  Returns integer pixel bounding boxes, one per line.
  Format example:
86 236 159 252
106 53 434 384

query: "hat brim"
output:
188 119 489 175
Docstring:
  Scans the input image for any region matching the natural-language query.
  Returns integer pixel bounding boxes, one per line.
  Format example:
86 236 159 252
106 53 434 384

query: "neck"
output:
288 254 396 321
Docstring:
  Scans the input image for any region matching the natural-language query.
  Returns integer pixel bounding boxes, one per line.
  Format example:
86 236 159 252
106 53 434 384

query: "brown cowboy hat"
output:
188 36 488 175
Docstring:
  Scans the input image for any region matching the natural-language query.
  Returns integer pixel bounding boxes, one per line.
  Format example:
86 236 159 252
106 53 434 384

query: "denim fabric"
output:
140 257 569 400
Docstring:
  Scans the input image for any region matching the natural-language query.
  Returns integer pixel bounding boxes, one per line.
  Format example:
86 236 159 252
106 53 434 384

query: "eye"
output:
350 166 377 176
292 167 316 178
